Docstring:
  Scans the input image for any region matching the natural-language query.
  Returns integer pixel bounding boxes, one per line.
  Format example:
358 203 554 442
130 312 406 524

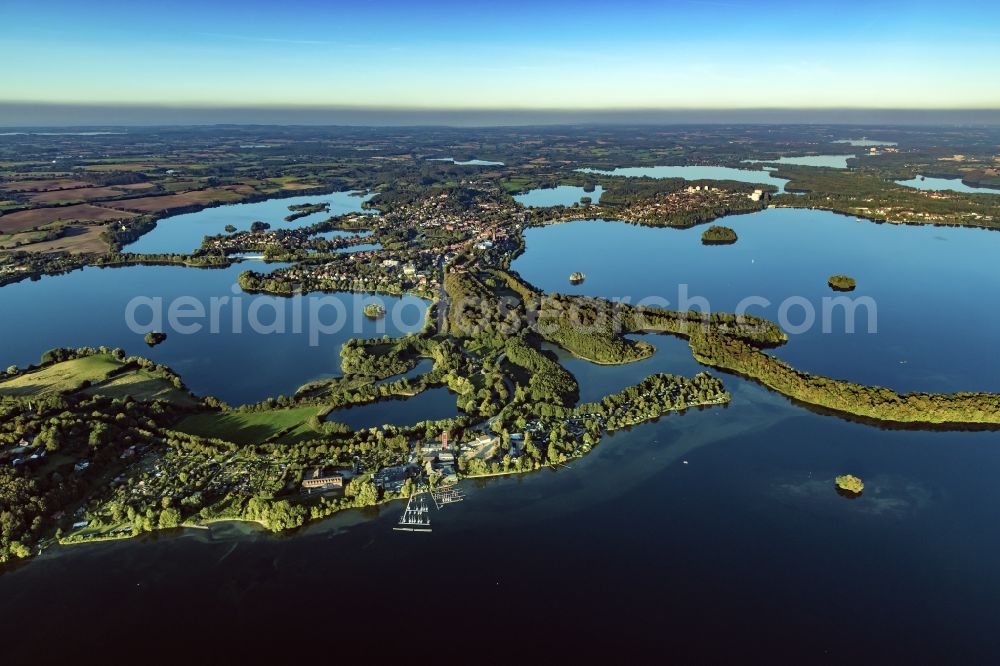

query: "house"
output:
301 467 344 493
463 434 498 460
437 466 458 485
468 434 495 448
373 464 414 492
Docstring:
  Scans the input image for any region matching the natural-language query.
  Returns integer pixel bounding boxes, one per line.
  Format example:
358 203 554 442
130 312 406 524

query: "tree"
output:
9 541 31 559
354 480 378 507
546 441 559 463
158 508 181 529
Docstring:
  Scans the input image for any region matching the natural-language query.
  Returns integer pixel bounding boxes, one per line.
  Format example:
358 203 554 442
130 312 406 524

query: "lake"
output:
311 229 381 253
512 208 1000 393
896 175 1000 196
0 263 428 405
834 138 898 146
8 194 1000 661
543 335 703 405
577 165 789 193
334 242 382 253
3 370 1000 661
374 358 434 386
314 229 372 241
429 157 505 166
325 386 462 430
515 185 605 208
125 191 375 255
744 154 855 169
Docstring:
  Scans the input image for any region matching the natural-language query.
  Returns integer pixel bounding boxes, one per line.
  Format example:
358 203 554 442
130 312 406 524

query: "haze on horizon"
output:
2 0 998 121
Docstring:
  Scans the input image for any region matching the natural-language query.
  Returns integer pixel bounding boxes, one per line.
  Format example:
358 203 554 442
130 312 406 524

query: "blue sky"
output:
2 0 998 109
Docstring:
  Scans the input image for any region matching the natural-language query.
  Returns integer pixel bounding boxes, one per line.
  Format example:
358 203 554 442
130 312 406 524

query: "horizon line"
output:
1 103 999 128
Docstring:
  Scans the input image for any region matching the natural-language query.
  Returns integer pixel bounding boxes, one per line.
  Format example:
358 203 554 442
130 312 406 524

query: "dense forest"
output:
689 331 1000 425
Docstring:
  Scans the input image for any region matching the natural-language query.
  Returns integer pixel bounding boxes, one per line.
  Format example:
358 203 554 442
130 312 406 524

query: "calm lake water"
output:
324 242 381 254
315 229 372 240
512 208 1000 393
429 157 505 166
7 199 1000 660
744 154 855 168
544 335 703 405
3 372 1000 661
374 358 434 386
126 191 375 255
834 138 897 146
578 165 789 193
0 264 428 404
515 185 605 207
325 386 462 430
896 175 1000 196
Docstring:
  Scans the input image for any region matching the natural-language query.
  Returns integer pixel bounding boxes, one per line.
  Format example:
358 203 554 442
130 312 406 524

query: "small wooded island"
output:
701 225 738 245
828 274 857 291
285 202 331 222
363 303 386 319
144 331 167 347
835 474 865 496
569 271 586 283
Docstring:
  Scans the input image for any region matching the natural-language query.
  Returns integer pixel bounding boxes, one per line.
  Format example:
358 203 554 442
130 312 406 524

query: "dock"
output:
431 486 465 509
394 493 432 532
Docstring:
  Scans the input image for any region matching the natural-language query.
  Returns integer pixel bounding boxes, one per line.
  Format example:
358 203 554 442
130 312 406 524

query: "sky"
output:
1 0 998 122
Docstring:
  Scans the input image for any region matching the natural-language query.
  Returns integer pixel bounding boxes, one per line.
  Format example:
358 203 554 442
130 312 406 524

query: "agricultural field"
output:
0 178 92 192
114 186 254 214
78 162 175 172
28 186 133 204
0 225 110 254
0 203 135 233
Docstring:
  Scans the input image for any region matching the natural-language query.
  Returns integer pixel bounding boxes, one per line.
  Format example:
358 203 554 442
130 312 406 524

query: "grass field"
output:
0 355 123 397
0 355 201 405
501 177 535 192
84 369 198 406
173 406 324 445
